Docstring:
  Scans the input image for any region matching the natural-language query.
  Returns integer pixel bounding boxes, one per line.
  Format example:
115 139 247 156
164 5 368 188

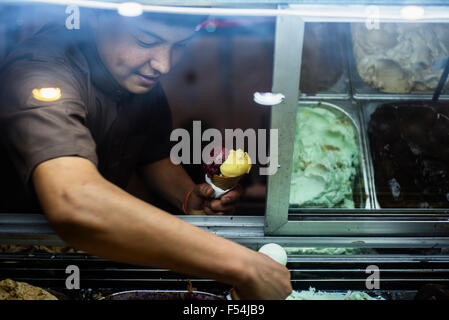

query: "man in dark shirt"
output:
0 11 291 299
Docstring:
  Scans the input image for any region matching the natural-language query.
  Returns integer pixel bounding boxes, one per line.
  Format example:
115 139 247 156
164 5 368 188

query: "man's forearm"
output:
34 158 250 286
33 157 292 299
141 157 195 211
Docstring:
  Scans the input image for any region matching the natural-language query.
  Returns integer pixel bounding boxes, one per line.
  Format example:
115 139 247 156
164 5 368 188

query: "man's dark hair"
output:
142 12 209 28
94 8 209 29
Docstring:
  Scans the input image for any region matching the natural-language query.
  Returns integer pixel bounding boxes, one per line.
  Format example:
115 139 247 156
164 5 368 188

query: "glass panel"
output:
162 15 275 215
288 21 449 212
299 22 349 98
0 3 275 216
350 22 449 209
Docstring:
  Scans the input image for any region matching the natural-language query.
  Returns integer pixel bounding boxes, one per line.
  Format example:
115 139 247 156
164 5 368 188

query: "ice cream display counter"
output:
1 0 449 300
266 3 449 237
1 213 448 300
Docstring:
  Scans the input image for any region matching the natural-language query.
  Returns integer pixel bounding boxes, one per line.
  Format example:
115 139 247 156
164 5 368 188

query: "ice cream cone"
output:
189 209 206 215
210 174 241 190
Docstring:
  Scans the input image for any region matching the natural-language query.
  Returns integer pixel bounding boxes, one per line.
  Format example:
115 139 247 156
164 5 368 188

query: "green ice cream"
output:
289 105 360 208
285 247 368 255
287 287 383 300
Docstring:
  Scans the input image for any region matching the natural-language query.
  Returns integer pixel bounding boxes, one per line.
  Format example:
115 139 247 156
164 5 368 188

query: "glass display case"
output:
265 4 449 238
0 0 448 300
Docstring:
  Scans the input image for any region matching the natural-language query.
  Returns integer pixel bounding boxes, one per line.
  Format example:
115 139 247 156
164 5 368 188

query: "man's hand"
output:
141 158 243 215
187 183 243 215
234 251 292 300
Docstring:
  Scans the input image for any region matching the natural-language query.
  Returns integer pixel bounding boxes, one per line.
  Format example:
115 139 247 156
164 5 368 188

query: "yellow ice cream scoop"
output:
220 149 252 177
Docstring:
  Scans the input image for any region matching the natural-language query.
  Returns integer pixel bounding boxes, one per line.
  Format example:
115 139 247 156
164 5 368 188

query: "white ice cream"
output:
258 243 288 266
352 23 449 93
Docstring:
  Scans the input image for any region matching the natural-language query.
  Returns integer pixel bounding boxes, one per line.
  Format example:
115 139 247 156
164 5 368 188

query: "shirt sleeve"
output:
0 59 98 187
139 84 173 165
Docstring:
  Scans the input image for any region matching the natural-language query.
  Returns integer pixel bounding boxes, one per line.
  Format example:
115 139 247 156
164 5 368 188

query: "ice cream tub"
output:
102 290 224 300
362 100 449 209
347 23 449 100
289 101 372 210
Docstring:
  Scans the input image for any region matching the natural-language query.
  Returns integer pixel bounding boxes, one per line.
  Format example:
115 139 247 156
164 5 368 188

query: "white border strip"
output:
6 1 449 21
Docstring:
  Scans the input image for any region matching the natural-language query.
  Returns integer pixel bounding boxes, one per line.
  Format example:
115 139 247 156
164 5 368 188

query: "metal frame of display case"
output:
7 1 449 5
2 214 449 248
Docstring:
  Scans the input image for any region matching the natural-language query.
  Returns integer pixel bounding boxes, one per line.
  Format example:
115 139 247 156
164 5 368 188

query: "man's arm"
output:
33 156 291 299
139 158 196 212
140 158 243 215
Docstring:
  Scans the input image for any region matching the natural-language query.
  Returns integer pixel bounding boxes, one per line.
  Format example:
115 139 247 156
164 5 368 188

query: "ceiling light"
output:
400 5 425 20
253 92 285 106
118 2 143 17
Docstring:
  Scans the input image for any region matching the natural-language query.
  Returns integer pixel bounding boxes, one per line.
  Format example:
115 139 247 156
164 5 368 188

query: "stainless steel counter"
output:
1 214 449 248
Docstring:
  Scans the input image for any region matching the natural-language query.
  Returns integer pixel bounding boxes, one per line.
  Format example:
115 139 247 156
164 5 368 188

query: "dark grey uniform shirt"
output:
0 24 172 213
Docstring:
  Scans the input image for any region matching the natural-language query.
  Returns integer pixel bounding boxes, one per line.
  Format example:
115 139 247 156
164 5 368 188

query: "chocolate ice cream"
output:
368 101 449 208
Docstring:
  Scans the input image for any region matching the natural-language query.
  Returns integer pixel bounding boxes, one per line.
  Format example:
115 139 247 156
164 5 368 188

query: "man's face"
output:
94 15 196 94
